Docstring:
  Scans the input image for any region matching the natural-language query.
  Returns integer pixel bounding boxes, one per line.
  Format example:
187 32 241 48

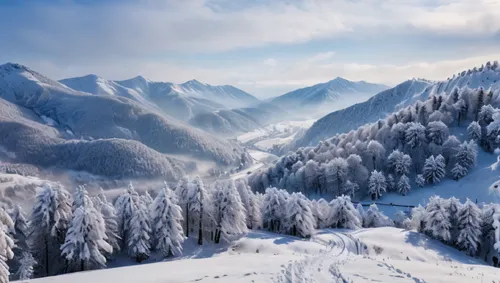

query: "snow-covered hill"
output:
271 77 389 117
290 79 433 149
0 63 246 177
28 228 498 283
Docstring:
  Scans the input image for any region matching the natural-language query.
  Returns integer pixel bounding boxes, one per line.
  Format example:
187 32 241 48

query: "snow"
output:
40 115 56 126
27 227 500 283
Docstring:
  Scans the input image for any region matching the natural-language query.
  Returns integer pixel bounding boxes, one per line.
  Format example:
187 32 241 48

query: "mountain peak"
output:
183 79 205 86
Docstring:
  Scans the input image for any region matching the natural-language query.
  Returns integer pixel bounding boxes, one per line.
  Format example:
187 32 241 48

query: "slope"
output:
271 77 389 117
0 63 244 167
290 79 432 149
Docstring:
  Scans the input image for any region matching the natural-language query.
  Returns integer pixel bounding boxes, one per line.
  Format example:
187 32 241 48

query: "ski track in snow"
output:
274 232 360 283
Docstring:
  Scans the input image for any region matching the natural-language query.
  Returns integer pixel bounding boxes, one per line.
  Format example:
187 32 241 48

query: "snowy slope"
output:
289 79 433 149
0 63 245 170
27 228 498 283
271 77 389 116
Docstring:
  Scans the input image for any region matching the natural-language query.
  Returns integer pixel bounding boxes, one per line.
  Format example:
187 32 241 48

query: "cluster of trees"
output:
450 60 499 79
248 86 497 200
410 196 500 263
0 177 258 282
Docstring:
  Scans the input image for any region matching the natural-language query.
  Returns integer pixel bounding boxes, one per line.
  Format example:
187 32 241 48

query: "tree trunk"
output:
45 236 49 276
372 156 376 171
81 259 85 272
185 204 189 238
198 190 204 246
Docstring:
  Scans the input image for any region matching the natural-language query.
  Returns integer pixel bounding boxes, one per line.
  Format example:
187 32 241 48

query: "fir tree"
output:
387 150 412 176
0 220 14 283
285 193 315 237
476 89 484 121
328 195 361 229
467 121 482 141
14 252 35 281
343 180 359 200
424 196 451 243
397 175 411 196
451 164 468 181
368 170 386 200
456 199 482 256
127 200 151 262
364 204 393 228
415 174 425 188
455 141 478 170
422 155 446 184
96 191 120 257
151 186 185 257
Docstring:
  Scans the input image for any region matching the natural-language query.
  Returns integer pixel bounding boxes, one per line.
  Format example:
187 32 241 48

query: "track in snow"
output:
274 231 363 283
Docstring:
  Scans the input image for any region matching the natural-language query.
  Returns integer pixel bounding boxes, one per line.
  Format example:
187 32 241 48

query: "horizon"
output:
1 0 499 98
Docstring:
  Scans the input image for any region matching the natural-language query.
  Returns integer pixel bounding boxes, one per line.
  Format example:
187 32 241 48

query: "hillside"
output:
290 79 433 149
0 63 246 175
271 77 389 117
27 228 498 283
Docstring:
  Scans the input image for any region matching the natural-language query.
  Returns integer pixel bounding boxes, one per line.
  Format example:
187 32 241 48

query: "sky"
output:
1 0 500 99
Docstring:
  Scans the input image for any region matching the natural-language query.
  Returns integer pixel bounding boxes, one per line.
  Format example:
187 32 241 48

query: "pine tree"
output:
394 211 410 229
405 123 427 173
311 199 330 229
368 170 386 200
480 204 500 262
262 187 286 233
8 205 31 280
14 252 36 280
127 199 151 262
422 155 446 184
387 150 412 176
424 196 451 243
325 158 349 197
415 174 425 188
175 176 191 237
452 88 459 103
446 197 462 242
114 183 140 247
97 191 120 257
426 121 449 146
190 176 209 245
61 204 112 272
29 183 72 277
73 185 92 211
451 164 468 181
214 181 248 243
0 220 14 283
476 89 484 121
467 121 482 141
151 186 185 257
364 204 393 228
418 105 428 126
411 205 426 232
343 180 359 199
397 175 411 196
455 140 478 170
367 140 386 171
285 193 315 237
456 199 482 256
328 195 361 229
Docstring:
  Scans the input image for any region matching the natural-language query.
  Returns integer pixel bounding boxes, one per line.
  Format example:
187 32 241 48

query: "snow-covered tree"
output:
127 199 151 262
397 175 411 196
175 176 191 237
451 164 468 181
343 180 359 200
285 193 315 237
364 204 393 228
390 122 408 150
151 186 185 257
262 187 287 233
141 191 154 208
189 176 210 245
95 190 120 257
456 199 482 256
7 204 32 280
405 123 427 172
424 196 452 243
393 211 410 229
422 155 446 184
61 204 112 272
73 185 92 211
0 213 14 283
467 121 482 141
115 183 140 246
14 252 36 281
325 158 348 197
455 140 478 170
328 195 361 229
426 121 449 145
442 135 461 164
356 204 365 226
366 140 386 170
368 170 386 200
213 181 247 243
236 180 261 229
411 205 426 232
29 183 72 276
346 154 369 189
415 174 425 188
387 150 412 176
311 199 330 229
480 204 500 262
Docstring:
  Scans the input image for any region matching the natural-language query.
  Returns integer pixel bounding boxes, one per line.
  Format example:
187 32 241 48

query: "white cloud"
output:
263 58 278 67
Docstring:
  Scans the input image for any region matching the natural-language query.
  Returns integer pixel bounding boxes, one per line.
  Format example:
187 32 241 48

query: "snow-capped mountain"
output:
270 77 389 116
60 74 260 121
0 63 246 178
289 79 433 149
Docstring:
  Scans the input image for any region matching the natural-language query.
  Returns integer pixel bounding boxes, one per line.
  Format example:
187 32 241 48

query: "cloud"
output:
263 58 278 67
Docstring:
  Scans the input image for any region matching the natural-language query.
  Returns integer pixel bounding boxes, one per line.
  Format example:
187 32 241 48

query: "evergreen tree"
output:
114 183 140 247
397 175 411 196
422 155 446 184
451 164 468 181
175 176 191 237
476 89 484 121
467 121 482 141
96 190 120 257
343 180 359 199
364 204 393 228
418 105 428 126
262 187 286 233
424 196 451 243
387 150 412 176
411 205 426 232
386 174 396 192
366 140 386 171
190 176 209 245
29 183 72 277
60 204 112 272
151 186 185 257
480 204 500 262
451 88 459 103
285 193 315 237
213 181 247 243
127 199 151 262
325 158 349 197
328 196 361 229
405 123 427 173
14 252 35 280
455 140 478 170
0 216 14 283
356 204 366 227
368 170 386 200
311 199 330 229
456 199 482 256
415 174 425 188
426 121 449 146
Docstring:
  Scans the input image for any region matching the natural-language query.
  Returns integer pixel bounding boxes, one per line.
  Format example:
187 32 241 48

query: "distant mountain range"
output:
270 77 389 117
287 62 500 151
0 63 248 179
60 75 259 122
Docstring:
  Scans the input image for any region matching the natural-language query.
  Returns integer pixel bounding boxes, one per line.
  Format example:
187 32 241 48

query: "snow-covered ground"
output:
28 227 498 283
238 119 315 151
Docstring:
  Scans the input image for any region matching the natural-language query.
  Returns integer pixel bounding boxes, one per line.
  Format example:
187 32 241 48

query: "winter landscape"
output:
2 1 500 282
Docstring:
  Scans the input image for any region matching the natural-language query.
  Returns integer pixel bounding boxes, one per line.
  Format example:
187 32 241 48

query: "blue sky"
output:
1 0 500 98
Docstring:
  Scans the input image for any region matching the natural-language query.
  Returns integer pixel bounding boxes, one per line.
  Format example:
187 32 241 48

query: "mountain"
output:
188 103 285 135
0 63 246 178
270 77 389 117
60 75 260 121
287 62 500 151
289 79 433 149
